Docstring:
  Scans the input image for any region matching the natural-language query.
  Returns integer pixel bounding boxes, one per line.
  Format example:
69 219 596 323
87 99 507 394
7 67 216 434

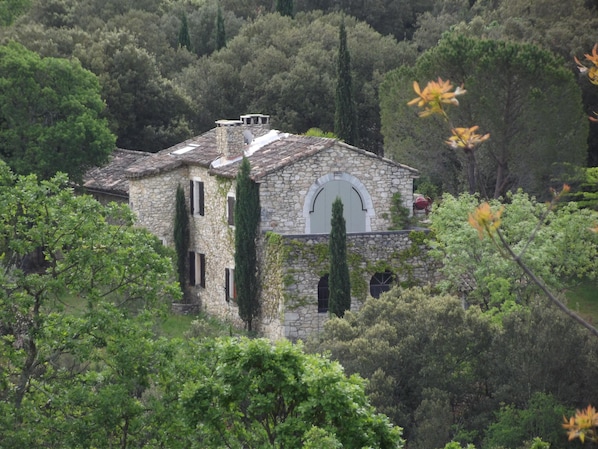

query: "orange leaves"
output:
575 44 598 86
563 405 598 443
446 126 491 151
468 202 503 239
407 78 466 118
408 78 489 151
575 44 598 120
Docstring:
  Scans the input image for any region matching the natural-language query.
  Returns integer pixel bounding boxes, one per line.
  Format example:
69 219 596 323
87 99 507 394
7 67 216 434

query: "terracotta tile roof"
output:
123 129 418 181
125 130 220 179
82 149 150 196
210 134 336 180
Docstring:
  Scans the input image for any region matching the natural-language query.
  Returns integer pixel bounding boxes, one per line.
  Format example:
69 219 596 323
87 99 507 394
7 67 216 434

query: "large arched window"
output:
318 274 329 313
303 173 374 234
370 270 394 298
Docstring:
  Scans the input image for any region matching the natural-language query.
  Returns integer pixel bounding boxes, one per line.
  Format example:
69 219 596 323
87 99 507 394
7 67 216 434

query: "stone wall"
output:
258 230 438 341
187 165 243 327
128 166 188 246
258 142 416 234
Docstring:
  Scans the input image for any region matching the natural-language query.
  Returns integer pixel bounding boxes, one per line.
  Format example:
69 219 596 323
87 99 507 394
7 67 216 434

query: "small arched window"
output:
370 270 394 298
318 274 329 313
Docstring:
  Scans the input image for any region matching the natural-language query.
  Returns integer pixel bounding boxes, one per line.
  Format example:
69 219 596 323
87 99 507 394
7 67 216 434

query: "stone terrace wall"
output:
258 229 438 341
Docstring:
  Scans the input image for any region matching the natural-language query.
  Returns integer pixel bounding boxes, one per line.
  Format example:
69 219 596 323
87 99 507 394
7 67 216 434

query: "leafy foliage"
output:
0 41 115 182
381 34 588 198
0 161 180 445
310 287 598 448
429 191 598 313
328 197 351 317
180 337 404 448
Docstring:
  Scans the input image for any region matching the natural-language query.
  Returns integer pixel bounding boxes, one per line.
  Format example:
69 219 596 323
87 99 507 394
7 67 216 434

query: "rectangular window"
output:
188 251 206 288
225 267 236 302
227 195 235 226
190 180 205 216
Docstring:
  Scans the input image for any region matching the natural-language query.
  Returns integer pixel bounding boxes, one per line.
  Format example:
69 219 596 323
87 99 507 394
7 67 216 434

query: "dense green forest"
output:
2 1 598 448
2 0 598 186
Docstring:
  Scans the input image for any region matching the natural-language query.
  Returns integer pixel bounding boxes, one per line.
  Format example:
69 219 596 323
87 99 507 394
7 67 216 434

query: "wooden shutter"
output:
225 268 230 301
199 253 206 288
189 180 194 215
198 182 205 216
188 251 196 286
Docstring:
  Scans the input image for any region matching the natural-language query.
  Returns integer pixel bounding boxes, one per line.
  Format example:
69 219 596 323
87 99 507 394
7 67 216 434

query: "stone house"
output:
86 114 437 340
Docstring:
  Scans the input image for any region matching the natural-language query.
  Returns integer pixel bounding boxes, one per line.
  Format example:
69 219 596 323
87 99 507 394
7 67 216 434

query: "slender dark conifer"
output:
178 12 191 51
275 0 294 17
174 185 190 297
334 21 358 145
234 157 261 331
215 5 226 50
329 197 351 317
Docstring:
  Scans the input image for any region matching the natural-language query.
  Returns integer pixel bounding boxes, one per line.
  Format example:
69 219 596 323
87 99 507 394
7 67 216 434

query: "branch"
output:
496 228 598 338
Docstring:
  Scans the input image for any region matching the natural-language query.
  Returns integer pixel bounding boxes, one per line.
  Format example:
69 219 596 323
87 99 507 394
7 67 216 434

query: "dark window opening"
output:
318 274 329 313
370 270 395 298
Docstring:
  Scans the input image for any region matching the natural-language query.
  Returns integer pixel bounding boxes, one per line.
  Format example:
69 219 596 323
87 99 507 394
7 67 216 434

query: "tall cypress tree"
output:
328 197 351 317
275 0 294 17
334 21 358 146
178 12 191 51
234 157 261 331
174 185 190 298
215 5 226 50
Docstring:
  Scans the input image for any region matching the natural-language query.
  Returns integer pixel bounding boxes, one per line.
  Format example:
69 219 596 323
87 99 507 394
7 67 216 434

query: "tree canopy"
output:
181 337 404 448
310 286 598 448
0 41 115 182
381 34 588 198
0 160 180 444
429 190 598 313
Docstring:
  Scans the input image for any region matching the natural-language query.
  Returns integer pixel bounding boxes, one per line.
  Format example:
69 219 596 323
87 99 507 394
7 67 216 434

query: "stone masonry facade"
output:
106 114 439 340
259 231 437 341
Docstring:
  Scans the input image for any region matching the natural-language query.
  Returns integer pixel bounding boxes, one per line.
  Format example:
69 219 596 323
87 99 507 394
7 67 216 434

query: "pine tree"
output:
178 12 191 51
234 157 261 331
174 185 190 298
215 5 226 50
329 197 351 317
334 21 358 146
275 0 294 17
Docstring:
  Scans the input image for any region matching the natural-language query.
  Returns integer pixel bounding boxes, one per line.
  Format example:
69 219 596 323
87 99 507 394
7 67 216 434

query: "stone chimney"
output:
216 114 270 160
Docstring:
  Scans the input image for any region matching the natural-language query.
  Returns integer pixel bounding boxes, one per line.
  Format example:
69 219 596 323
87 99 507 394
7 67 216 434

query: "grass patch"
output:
157 312 247 339
566 280 598 323
158 313 198 338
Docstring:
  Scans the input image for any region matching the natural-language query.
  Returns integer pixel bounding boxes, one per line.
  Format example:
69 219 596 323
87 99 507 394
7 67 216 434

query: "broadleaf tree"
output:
234 156 261 331
0 42 115 183
0 161 180 444
180 337 404 448
381 33 588 199
328 197 351 317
